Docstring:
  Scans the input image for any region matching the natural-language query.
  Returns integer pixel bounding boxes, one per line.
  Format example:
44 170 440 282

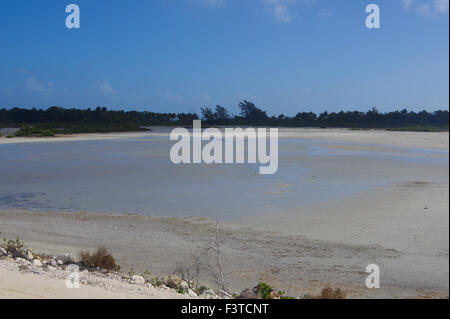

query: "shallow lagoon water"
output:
0 136 448 220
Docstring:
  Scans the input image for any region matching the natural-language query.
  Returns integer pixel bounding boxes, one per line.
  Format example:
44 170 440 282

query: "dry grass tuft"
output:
79 246 120 271
318 287 346 299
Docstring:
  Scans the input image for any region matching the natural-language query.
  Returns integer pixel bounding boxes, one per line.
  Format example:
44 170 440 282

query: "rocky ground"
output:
1 245 292 299
0 246 232 299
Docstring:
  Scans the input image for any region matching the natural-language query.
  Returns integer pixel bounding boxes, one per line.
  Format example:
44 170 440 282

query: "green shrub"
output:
177 288 185 294
15 126 55 137
256 282 273 299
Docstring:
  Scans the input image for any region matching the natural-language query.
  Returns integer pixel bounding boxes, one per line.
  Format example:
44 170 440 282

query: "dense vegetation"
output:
0 102 448 136
201 101 448 130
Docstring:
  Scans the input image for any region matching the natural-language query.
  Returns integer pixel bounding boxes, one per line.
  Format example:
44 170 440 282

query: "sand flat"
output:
0 128 448 298
1 179 448 299
1 128 448 150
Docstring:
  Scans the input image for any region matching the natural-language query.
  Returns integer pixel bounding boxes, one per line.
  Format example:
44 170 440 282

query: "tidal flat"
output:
0 128 448 298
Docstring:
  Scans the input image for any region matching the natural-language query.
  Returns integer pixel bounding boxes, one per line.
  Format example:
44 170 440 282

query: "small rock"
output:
57 259 64 266
0 247 7 256
269 291 280 299
237 288 260 299
46 265 56 271
32 259 43 267
26 250 33 261
179 280 190 292
218 290 233 299
16 257 31 266
56 254 74 265
166 274 182 289
201 289 219 299
131 275 146 285
158 277 168 286
187 289 198 297
50 259 58 267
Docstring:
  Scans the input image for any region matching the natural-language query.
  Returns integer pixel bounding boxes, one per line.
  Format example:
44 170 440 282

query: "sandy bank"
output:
0 128 448 150
0 260 200 299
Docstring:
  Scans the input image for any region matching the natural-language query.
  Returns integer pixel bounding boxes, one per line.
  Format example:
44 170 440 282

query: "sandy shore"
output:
0 180 448 299
1 127 448 150
0 265 145 299
0 259 203 299
0 128 448 299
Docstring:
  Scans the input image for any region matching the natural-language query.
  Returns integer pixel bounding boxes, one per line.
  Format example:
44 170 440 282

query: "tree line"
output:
1 101 448 130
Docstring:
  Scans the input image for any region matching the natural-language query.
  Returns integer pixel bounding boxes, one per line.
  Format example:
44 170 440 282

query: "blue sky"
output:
0 0 448 115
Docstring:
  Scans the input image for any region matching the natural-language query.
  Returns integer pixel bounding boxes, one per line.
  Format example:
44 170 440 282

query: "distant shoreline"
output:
1 127 448 150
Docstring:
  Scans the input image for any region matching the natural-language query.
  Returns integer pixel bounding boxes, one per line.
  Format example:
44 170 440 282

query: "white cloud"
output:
96 80 117 95
416 3 433 16
401 0 414 9
434 0 449 12
261 0 317 23
25 76 54 94
401 0 449 17
263 0 296 23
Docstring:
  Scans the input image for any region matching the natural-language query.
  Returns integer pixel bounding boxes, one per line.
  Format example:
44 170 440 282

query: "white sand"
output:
1 127 448 150
0 260 198 299
0 267 144 299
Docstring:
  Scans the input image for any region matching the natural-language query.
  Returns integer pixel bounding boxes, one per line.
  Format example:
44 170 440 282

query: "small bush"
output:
15 126 55 137
318 287 346 299
256 282 273 299
128 267 136 277
177 288 185 294
79 246 120 271
3 236 25 254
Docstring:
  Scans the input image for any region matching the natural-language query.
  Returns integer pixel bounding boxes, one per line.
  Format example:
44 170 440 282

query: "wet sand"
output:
0 180 448 298
0 128 448 298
